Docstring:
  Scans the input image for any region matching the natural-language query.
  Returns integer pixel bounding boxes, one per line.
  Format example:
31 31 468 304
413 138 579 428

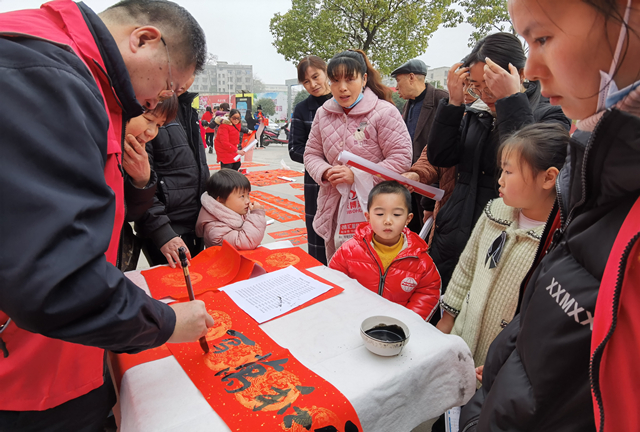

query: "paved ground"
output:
135 139 307 270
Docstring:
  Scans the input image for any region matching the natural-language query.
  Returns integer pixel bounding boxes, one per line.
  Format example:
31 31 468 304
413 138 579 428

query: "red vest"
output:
0 0 125 410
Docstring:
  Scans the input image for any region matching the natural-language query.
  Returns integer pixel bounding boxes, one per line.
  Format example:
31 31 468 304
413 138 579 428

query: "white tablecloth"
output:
118 266 476 432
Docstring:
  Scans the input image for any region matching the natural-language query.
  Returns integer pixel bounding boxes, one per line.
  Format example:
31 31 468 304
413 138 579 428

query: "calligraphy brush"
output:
178 247 210 354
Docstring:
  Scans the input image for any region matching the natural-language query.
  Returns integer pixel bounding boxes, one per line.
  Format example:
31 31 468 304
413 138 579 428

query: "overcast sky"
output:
0 0 475 84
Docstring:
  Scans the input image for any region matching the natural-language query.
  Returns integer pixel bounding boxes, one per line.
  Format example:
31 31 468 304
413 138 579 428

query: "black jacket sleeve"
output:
288 101 307 164
136 130 179 248
124 170 158 222
0 38 175 353
426 99 467 167
495 92 571 138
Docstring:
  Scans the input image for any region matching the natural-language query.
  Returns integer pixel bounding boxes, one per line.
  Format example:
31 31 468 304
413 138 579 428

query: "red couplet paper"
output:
167 291 363 432
238 247 321 273
141 241 255 300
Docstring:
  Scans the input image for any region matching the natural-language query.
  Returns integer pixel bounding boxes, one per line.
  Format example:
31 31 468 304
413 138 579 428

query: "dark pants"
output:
141 231 204 267
220 161 241 171
205 132 214 148
303 171 327 266
0 360 115 432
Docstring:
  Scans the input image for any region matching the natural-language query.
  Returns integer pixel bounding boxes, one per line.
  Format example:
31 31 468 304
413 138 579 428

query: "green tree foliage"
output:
443 0 513 46
255 98 276 116
270 0 452 75
391 91 406 113
293 90 310 108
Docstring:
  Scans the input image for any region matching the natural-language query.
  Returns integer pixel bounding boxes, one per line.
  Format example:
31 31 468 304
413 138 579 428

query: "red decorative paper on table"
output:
252 199 303 223
141 241 256 300
239 247 321 273
245 170 304 187
167 291 362 432
209 162 269 171
287 234 308 246
289 183 305 190
295 194 305 201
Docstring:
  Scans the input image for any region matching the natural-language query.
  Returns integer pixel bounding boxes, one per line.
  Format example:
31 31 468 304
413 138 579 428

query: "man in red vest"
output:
0 1 213 430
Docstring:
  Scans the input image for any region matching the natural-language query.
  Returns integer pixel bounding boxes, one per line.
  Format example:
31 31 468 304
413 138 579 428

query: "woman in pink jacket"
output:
304 49 412 260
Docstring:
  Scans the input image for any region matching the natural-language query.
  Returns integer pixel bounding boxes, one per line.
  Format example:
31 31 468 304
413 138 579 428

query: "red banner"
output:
168 291 362 432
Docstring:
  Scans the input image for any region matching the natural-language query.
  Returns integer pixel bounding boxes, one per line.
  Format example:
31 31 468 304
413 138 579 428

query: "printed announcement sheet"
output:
221 266 332 323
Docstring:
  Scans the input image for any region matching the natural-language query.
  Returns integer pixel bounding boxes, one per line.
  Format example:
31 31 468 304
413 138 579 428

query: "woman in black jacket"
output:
459 1 640 431
288 55 332 264
426 33 570 299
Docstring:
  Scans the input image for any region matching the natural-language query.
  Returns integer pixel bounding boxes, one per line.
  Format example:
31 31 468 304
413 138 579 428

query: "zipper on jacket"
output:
547 117 603 253
362 240 418 296
589 231 640 432
461 419 479 432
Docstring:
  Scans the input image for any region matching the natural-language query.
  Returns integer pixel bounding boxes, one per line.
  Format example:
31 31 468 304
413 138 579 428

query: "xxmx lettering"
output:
545 277 593 330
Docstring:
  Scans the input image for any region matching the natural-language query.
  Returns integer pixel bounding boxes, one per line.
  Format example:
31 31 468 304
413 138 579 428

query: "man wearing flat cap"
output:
394 59 450 234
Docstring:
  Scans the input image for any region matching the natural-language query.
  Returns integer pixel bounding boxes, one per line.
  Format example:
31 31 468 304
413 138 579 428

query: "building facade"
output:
427 66 450 90
192 62 254 94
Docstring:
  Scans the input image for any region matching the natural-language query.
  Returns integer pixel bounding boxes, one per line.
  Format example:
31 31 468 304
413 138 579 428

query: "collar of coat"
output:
484 198 545 240
200 192 247 229
323 87 381 116
353 222 428 256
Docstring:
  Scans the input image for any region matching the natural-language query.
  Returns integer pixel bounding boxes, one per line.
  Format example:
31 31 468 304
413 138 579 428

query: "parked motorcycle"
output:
259 123 290 147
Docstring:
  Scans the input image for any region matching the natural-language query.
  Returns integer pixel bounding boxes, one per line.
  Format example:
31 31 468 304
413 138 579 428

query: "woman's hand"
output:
475 365 484 383
238 150 246 156
123 134 151 188
325 165 354 186
400 171 420 193
436 311 455 334
447 62 470 106
484 57 522 101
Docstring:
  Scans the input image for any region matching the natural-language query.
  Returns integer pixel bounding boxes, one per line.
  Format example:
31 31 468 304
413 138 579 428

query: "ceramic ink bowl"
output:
360 315 410 356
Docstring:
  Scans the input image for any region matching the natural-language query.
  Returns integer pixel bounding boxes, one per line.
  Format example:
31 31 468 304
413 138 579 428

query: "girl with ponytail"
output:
304 49 412 261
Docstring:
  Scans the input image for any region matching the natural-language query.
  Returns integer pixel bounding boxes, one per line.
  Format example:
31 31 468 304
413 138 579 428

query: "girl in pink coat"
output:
196 169 266 250
304 49 412 260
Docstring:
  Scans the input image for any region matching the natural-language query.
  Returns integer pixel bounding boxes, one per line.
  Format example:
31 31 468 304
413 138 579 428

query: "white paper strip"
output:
337 151 444 201
419 216 434 240
233 139 258 161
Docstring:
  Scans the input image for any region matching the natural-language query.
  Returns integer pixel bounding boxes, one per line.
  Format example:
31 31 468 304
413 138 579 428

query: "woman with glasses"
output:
425 32 570 311
214 109 248 171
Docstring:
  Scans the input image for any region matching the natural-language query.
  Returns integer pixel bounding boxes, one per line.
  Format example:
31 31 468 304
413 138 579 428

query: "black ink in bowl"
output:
365 324 406 342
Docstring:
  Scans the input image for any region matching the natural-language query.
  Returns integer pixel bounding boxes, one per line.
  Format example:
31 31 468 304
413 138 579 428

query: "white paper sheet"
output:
260 240 293 249
221 266 332 323
419 216 434 240
445 407 461 432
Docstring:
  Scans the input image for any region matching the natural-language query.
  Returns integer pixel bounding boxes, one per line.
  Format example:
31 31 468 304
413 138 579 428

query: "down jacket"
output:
215 122 242 164
304 88 412 258
136 91 210 248
426 81 570 292
329 223 441 320
459 109 640 431
196 193 266 250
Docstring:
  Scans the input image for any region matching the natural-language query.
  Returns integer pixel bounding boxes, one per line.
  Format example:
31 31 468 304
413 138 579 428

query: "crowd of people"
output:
1 0 639 431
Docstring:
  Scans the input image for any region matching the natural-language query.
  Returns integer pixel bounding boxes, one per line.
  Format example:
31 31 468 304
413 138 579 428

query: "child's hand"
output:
249 201 263 211
475 365 484 383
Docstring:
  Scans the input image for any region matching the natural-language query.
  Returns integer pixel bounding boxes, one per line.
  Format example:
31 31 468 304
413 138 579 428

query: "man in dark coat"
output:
136 77 210 268
391 59 449 233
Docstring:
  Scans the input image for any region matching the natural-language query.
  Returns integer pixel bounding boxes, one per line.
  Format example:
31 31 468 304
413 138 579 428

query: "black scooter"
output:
259 123 290 147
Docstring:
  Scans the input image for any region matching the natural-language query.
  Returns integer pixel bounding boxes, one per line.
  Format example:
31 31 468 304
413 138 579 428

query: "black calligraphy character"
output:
227 329 256 346
252 387 291 412
283 406 312 430
221 363 267 393
314 421 359 432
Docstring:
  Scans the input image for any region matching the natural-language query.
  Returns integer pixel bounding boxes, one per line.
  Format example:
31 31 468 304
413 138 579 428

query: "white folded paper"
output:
221 266 333 323
337 151 444 201
233 139 258 161
277 176 295 182
419 216 434 240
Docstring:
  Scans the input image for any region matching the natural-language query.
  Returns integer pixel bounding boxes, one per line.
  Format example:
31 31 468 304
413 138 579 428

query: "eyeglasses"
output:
159 36 174 101
230 116 241 121
467 84 492 100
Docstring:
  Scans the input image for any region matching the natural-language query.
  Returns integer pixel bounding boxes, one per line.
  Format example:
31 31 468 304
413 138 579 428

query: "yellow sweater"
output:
372 234 404 271
441 198 546 368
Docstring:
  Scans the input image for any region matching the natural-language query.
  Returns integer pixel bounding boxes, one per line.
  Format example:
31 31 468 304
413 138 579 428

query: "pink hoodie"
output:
303 88 412 259
196 193 266 250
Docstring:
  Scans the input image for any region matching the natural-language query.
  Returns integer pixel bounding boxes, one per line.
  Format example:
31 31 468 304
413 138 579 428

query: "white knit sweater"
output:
441 198 546 367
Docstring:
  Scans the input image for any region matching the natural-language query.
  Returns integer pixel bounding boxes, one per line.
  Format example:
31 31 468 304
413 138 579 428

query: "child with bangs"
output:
330 181 441 320
195 169 266 250
436 123 569 378
304 49 412 262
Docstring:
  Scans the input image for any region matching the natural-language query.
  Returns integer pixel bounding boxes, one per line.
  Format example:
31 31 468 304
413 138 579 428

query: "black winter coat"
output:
460 109 640 431
136 92 210 248
0 5 175 351
427 82 570 291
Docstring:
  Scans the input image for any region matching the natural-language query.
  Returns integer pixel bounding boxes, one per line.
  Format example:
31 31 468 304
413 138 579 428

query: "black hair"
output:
229 109 241 118
206 106 212 113
147 93 178 123
367 181 412 213
463 32 526 72
498 123 569 177
206 169 251 201
102 0 207 73
327 49 392 102
297 55 327 83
